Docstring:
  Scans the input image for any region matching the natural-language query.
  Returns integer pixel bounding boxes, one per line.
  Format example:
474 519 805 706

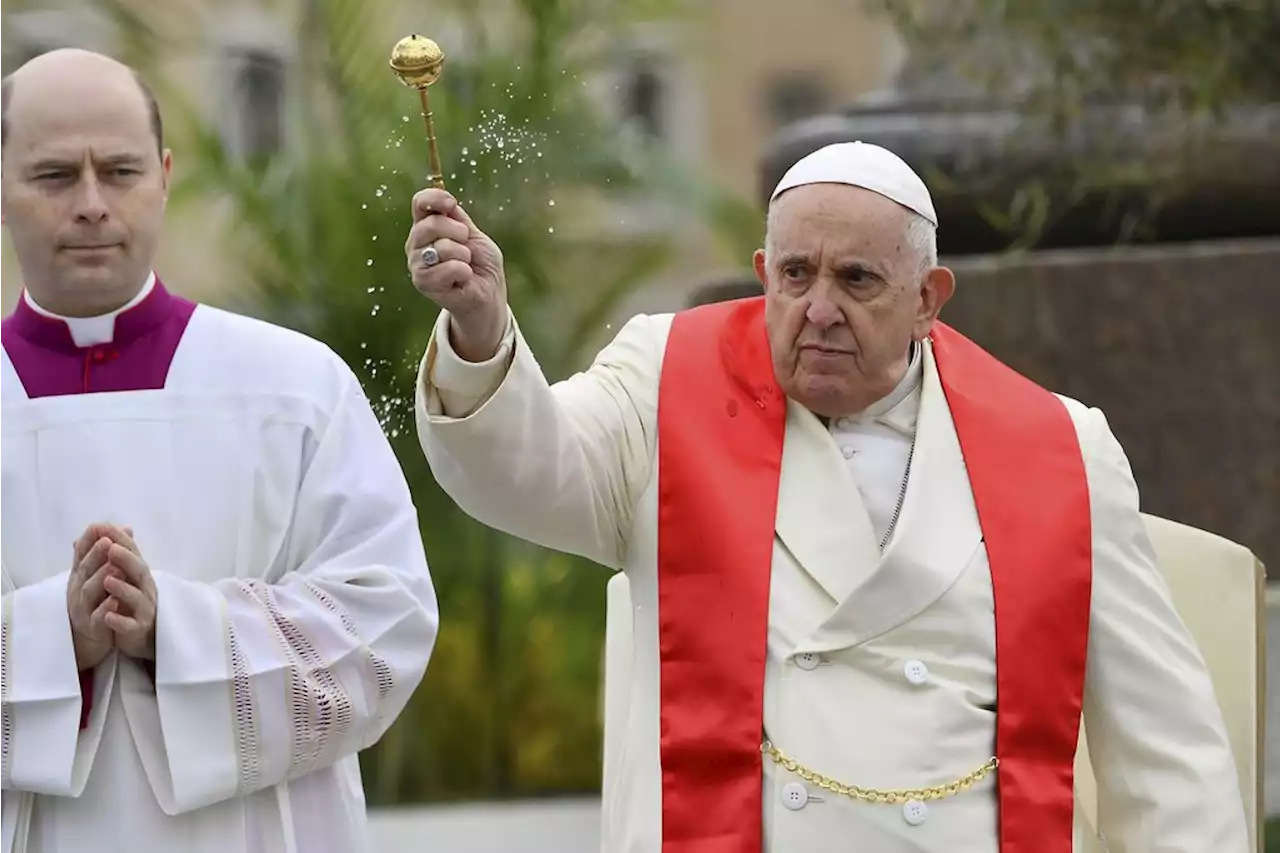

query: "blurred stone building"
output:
1 0 906 313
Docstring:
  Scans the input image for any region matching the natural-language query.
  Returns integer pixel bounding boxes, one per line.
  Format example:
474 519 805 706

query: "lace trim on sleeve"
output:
238 580 355 778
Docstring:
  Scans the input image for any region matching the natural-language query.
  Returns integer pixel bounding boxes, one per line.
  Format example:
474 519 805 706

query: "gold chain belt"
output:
761 740 998 805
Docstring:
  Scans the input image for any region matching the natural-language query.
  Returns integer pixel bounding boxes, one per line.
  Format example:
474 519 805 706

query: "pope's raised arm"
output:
128 364 439 815
409 188 665 568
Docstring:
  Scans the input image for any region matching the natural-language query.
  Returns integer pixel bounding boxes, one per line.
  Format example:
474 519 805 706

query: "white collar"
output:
24 272 157 348
828 342 923 437
864 341 922 419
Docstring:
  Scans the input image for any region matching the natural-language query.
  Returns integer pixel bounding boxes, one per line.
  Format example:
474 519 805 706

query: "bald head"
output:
1 48 172 318
2 48 163 157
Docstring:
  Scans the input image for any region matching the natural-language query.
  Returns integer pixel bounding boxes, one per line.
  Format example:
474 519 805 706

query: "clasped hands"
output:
67 523 157 671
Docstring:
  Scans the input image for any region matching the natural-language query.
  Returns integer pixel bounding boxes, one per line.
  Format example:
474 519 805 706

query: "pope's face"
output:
1 56 171 317
755 184 955 418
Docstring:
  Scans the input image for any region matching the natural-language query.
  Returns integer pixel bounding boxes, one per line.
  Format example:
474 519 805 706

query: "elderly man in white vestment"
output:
0 51 439 853
405 138 1247 852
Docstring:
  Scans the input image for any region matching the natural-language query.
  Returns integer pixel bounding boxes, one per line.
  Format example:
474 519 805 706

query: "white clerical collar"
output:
864 341 922 419
24 272 157 348
828 341 922 437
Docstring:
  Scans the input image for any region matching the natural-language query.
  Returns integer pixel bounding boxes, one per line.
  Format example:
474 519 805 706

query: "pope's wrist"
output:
448 309 507 363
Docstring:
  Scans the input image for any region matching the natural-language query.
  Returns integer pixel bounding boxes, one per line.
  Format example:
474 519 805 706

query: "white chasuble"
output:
1 280 439 853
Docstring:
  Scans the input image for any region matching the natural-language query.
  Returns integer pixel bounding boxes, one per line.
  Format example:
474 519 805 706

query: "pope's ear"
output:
753 249 768 290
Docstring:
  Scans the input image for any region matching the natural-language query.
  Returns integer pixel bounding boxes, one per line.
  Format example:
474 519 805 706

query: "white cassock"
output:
1 275 439 853
414 307 1248 852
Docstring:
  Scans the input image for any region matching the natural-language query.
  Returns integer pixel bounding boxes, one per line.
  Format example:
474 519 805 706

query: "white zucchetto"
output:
770 141 938 226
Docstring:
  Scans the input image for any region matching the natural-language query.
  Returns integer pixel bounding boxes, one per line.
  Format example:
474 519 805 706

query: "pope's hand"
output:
67 525 124 671
95 525 158 662
405 188 508 362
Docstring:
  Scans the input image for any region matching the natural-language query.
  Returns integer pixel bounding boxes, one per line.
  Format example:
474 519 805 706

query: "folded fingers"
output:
406 214 470 254
72 538 113 587
107 544 153 594
105 574 154 622
81 562 120 606
89 595 119 636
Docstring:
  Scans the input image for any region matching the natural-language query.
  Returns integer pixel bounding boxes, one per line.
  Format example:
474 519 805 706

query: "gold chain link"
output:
761 740 998 805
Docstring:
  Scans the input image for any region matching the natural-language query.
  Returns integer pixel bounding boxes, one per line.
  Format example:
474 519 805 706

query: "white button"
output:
902 798 928 825
840 445 855 459
835 417 853 430
781 782 809 811
795 652 821 671
903 659 929 685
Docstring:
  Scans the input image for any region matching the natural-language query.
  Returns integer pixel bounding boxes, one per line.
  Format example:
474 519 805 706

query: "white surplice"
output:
414 308 1248 853
1 300 439 853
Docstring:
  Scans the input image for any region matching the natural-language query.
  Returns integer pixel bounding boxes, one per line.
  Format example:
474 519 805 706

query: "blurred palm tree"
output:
93 0 759 804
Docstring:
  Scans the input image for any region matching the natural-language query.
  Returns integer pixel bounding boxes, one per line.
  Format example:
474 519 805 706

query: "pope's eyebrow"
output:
774 252 812 269
775 253 889 279
834 260 887 280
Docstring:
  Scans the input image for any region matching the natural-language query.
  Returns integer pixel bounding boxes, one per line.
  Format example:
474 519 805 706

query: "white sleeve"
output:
1079 408 1249 851
425 309 516 418
1 568 116 797
125 369 439 816
415 310 669 569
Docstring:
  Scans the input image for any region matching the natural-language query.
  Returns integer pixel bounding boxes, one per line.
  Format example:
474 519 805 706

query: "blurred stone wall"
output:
941 238 1277 577
690 238 1279 575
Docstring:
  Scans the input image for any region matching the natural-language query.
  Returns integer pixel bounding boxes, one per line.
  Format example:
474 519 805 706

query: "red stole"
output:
655 296 1092 852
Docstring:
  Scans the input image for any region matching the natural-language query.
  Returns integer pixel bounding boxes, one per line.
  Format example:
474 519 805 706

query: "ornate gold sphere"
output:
389 34 444 89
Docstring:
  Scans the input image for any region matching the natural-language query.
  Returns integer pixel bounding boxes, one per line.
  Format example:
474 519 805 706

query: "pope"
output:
1 50 439 853
405 141 1247 851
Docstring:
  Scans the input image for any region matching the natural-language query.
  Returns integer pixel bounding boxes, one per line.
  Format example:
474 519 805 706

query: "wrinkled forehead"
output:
767 184 913 252
6 75 154 162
